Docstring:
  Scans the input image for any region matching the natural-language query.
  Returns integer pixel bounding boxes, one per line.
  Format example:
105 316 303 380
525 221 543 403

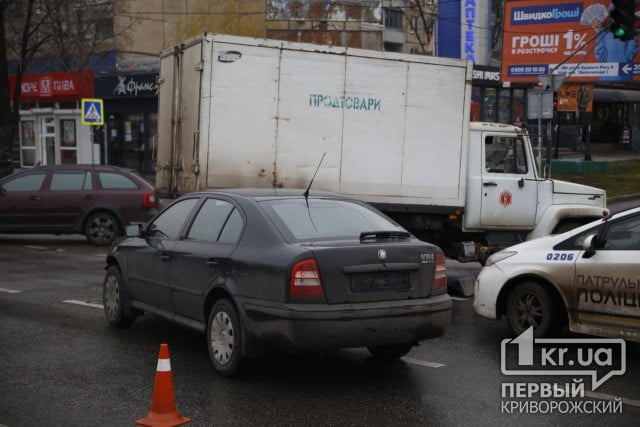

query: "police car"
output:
474 206 640 341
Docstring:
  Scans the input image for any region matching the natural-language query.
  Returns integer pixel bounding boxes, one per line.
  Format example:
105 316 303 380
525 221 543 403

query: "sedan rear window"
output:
262 199 404 241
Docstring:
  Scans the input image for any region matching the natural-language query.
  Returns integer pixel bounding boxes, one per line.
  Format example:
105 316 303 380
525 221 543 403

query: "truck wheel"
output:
506 282 560 338
103 265 137 327
367 343 414 360
85 212 120 246
207 299 242 377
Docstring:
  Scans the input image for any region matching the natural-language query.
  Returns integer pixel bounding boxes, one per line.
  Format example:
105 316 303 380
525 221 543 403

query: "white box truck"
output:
154 33 607 262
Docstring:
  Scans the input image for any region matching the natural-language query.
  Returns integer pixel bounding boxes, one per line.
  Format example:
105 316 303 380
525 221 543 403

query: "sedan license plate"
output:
351 271 410 292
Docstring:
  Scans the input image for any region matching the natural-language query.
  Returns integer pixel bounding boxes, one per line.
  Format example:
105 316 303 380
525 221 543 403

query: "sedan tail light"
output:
143 191 157 208
289 258 325 298
433 253 447 289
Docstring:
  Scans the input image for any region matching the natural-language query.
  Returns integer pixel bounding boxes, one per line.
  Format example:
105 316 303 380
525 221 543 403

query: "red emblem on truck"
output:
499 190 512 207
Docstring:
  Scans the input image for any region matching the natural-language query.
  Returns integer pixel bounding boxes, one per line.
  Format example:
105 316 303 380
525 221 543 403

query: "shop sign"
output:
94 73 159 98
557 83 593 112
9 71 94 100
473 68 501 83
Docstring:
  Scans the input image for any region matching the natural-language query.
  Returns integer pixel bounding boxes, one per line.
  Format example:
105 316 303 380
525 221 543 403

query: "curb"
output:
608 193 640 204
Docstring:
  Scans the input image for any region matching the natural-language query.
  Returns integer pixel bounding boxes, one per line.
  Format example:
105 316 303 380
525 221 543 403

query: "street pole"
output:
537 93 543 173
91 125 95 165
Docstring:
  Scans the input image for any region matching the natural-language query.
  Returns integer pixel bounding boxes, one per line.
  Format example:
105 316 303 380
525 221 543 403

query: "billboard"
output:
502 0 640 83
438 0 492 65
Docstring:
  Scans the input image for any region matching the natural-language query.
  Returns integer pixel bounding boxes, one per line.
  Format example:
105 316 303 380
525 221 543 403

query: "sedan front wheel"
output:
103 265 137 328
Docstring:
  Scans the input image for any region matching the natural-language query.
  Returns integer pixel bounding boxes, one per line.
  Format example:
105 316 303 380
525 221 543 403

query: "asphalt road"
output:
1 233 639 426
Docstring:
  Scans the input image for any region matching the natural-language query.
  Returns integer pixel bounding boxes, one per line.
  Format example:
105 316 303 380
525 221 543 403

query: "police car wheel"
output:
506 281 560 338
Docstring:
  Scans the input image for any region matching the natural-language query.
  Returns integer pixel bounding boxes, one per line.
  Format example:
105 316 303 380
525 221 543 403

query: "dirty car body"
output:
104 189 452 376
474 206 640 341
0 165 158 246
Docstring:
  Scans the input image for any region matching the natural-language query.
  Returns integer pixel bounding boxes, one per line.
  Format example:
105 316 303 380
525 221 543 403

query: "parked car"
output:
474 206 640 341
0 165 158 246
103 189 452 376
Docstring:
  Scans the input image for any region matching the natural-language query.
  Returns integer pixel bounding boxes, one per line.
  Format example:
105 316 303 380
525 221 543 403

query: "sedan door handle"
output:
483 182 498 187
84 194 94 200
30 195 40 201
160 253 171 262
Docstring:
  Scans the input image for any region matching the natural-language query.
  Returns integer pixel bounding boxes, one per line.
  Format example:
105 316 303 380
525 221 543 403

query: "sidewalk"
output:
557 143 640 162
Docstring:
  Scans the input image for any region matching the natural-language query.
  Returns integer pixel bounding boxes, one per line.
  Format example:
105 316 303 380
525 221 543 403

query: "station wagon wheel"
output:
85 212 120 246
506 281 559 338
207 298 242 377
367 343 414 361
103 265 137 328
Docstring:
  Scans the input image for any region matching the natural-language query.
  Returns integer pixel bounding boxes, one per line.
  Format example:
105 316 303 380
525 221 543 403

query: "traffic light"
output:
609 0 636 40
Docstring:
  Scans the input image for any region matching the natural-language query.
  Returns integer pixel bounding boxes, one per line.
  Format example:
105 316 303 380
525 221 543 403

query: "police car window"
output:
554 223 605 250
603 215 640 250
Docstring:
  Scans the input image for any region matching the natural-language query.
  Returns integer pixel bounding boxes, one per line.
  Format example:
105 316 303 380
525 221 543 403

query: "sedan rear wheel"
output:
368 343 414 361
506 282 559 338
85 212 120 246
207 299 242 377
103 265 137 327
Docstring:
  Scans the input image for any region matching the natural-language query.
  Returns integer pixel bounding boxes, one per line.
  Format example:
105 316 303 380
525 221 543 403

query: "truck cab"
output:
464 122 607 258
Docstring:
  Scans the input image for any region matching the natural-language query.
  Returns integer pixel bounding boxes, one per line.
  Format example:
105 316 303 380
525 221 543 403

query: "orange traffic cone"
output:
136 343 191 427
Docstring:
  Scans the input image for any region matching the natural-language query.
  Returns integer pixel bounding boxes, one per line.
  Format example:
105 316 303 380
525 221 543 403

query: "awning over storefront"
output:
594 88 640 102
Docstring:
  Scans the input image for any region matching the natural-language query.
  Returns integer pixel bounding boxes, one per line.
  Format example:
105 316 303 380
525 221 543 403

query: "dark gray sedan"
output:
103 189 452 376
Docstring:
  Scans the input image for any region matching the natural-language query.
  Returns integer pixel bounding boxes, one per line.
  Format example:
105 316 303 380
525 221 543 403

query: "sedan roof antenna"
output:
303 153 326 232
303 152 326 201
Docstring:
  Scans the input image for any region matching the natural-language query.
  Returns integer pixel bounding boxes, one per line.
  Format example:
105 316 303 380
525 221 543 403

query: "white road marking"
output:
62 299 104 309
585 391 640 408
24 245 50 251
402 357 445 368
450 296 471 301
0 288 21 294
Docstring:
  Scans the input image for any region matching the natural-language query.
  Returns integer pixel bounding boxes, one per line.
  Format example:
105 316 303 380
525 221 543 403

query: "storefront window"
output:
512 89 524 125
124 113 145 170
498 89 510 124
20 121 36 167
471 87 481 121
483 88 497 122
60 119 77 164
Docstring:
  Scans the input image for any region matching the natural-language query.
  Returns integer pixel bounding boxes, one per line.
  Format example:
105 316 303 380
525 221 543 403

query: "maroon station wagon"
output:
0 165 158 246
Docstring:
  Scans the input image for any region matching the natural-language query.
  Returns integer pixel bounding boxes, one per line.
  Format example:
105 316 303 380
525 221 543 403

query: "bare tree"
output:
0 0 50 161
491 0 504 63
392 0 436 54
39 0 119 72
1 0 126 164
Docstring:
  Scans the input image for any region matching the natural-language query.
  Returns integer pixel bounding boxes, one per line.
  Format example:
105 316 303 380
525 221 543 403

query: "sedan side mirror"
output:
582 234 598 258
125 223 144 237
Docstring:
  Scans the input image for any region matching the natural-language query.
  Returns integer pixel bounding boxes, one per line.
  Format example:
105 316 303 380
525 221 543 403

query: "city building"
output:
8 0 438 174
